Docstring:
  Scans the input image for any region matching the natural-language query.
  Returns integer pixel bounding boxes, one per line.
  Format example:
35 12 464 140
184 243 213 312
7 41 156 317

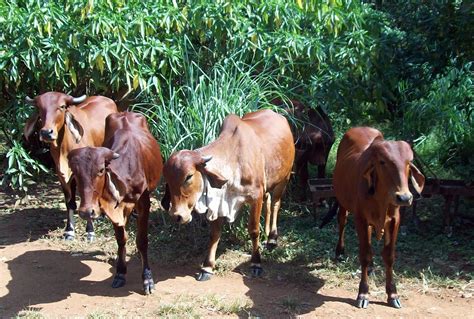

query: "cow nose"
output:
40 129 53 138
395 193 413 205
175 215 182 223
78 208 95 220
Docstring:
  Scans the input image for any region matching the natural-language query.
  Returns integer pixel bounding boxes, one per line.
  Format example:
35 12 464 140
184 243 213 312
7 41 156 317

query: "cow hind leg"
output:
112 223 128 288
266 179 288 250
382 210 402 308
295 154 309 202
355 216 372 309
335 206 349 261
264 193 271 239
248 196 264 277
197 217 224 281
136 191 154 294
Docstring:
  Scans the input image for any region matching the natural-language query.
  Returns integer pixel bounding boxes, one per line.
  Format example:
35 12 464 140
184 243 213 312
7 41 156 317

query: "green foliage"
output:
403 61 474 179
1 140 48 192
132 55 283 158
1 0 473 183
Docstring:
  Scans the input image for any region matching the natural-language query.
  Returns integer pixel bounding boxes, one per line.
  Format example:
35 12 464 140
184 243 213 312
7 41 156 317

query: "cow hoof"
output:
112 273 126 288
368 266 374 277
388 297 402 309
63 233 75 241
250 265 263 277
195 270 213 281
356 296 369 309
143 268 154 295
86 232 95 243
335 253 345 263
266 239 278 251
143 279 155 295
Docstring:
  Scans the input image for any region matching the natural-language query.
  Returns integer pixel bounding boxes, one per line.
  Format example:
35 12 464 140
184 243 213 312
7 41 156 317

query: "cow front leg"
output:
355 216 372 309
136 191 154 294
197 217 224 281
85 219 95 242
112 224 128 288
63 180 76 241
249 197 263 277
382 210 402 308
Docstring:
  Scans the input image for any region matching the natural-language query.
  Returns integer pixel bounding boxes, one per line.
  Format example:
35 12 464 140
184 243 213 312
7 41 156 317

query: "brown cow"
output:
162 109 295 281
333 127 425 309
271 99 334 200
68 112 162 294
24 92 118 241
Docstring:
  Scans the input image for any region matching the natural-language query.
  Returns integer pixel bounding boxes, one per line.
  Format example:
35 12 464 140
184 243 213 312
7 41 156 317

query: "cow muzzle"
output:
78 208 101 220
394 192 413 206
39 128 57 142
170 211 193 225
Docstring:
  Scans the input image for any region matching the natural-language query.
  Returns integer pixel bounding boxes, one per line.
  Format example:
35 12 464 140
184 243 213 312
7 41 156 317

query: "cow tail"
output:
319 200 339 229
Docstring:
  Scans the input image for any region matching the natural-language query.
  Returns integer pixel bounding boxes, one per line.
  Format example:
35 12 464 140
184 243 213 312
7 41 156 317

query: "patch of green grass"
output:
154 302 198 319
200 294 251 315
279 296 303 314
87 311 116 319
15 309 45 319
153 294 251 318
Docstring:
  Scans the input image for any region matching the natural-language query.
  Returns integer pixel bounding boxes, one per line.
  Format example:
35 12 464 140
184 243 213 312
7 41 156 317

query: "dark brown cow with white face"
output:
333 127 425 309
271 99 334 200
68 112 162 294
24 92 118 241
162 109 295 281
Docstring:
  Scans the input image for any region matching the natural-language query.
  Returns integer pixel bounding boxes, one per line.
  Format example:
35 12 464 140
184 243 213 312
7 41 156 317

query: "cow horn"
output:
71 95 87 104
202 155 213 163
25 96 35 105
112 152 120 159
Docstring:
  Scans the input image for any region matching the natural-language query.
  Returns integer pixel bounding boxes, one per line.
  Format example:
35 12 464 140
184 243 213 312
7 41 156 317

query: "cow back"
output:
104 112 162 195
333 127 383 211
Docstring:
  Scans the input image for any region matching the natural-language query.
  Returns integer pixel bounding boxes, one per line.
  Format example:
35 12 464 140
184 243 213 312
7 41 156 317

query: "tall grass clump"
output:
133 56 285 159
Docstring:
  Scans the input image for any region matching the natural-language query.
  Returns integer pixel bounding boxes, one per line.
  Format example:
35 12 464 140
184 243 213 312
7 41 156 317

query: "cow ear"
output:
65 111 84 143
160 183 171 211
197 155 227 188
105 169 126 207
363 164 376 195
204 169 228 188
24 113 39 142
409 162 425 195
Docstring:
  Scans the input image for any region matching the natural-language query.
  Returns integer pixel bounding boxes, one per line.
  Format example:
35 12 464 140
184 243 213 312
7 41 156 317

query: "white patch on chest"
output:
195 169 248 223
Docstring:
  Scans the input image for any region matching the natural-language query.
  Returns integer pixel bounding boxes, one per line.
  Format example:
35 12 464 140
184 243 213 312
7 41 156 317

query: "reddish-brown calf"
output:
333 127 425 309
68 112 162 294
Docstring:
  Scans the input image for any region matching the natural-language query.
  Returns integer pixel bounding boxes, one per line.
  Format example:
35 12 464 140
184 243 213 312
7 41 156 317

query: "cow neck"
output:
198 130 237 163
49 121 74 184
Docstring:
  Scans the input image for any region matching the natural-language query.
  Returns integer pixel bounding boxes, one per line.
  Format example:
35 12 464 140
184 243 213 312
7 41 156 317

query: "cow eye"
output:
380 160 386 165
98 168 105 176
184 174 193 183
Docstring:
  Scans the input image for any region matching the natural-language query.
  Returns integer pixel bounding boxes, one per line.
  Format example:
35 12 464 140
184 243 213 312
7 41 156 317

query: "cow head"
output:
68 147 122 221
162 150 227 224
362 140 425 207
24 92 87 147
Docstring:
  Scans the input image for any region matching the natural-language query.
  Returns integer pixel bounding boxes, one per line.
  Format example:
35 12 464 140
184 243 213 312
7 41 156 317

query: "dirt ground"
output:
0 185 473 318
